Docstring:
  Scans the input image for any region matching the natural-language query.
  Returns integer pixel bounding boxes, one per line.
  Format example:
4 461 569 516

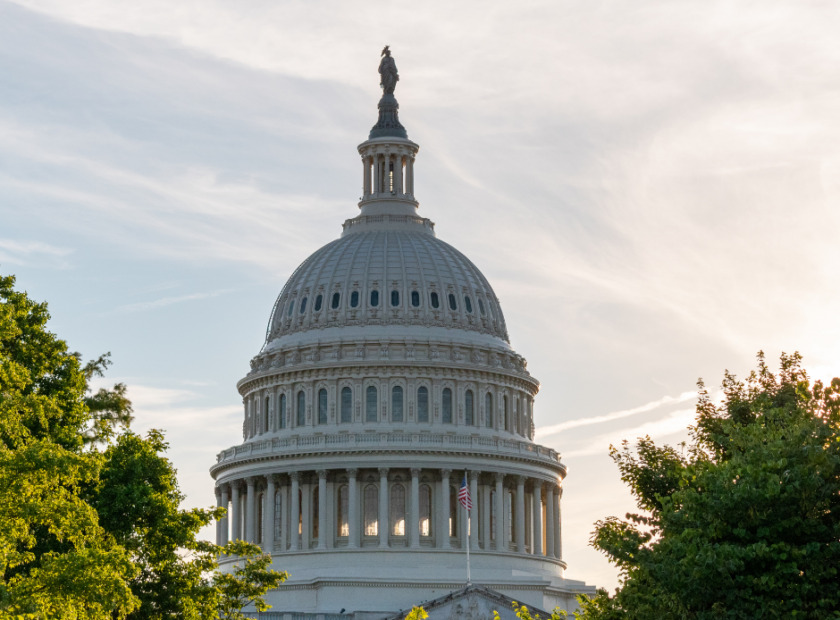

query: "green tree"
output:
213 541 288 620
588 352 840 619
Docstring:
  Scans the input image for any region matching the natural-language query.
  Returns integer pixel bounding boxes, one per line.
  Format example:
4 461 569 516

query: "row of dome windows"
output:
249 387 524 434
286 291 488 317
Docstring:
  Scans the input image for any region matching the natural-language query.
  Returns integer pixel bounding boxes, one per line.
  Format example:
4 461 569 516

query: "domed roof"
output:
265 222 509 348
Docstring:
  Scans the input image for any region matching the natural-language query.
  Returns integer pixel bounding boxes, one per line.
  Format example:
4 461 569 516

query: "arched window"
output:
419 484 432 536
430 292 440 309
300 297 307 314
264 396 270 433
449 485 458 537
391 290 399 307
312 487 319 539
287 300 294 316
318 389 328 425
274 491 282 542
297 391 306 427
478 298 486 315
370 290 379 307
364 484 378 536
350 291 360 308
314 294 323 312
366 386 378 422
392 386 404 422
390 484 406 535
442 388 453 424
337 485 349 537
417 387 429 423
465 390 474 426
331 292 340 309
485 393 493 428
464 296 473 313
448 293 457 311
341 387 352 423
411 290 420 307
279 393 286 429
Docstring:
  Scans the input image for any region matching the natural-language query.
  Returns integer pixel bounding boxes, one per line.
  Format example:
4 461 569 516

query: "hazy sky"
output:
2 0 839 591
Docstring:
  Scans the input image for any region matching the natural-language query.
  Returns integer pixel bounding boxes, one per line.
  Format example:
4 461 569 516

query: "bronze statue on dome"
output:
379 45 399 95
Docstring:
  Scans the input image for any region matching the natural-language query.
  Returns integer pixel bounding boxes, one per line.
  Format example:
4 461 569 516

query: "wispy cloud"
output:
0 238 73 266
109 290 232 315
536 391 698 438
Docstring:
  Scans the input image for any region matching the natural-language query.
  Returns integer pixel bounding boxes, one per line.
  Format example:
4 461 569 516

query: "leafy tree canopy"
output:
588 352 840 619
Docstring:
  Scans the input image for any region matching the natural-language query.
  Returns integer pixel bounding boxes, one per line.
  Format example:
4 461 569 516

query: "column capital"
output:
230 479 243 490
516 475 527 485
440 468 452 478
245 476 257 486
317 469 328 480
289 471 301 482
410 467 421 477
347 468 359 478
558 486 564 498
531 479 543 492
214 486 222 499
378 467 389 477
469 470 482 482
495 471 505 482
267 473 282 484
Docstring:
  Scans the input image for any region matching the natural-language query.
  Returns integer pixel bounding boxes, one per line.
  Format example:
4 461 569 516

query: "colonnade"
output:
362 152 415 198
215 468 562 561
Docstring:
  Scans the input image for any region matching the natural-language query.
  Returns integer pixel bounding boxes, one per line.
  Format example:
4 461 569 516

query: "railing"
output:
214 432 561 467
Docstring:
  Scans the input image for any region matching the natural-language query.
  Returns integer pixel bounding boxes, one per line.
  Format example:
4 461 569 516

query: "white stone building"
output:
210 52 595 619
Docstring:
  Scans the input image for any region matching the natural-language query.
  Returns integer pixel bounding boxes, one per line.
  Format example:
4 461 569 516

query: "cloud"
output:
0 238 73 266
536 391 698 438
110 290 233 314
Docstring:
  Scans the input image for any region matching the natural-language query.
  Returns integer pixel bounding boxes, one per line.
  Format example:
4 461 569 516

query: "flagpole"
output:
466 506 471 585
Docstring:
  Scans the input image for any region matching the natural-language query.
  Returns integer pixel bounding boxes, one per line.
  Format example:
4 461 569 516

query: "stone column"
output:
469 471 480 550
374 154 381 194
264 475 276 552
545 484 555 559
220 484 230 546
379 468 390 548
317 470 328 549
515 476 526 554
439 469 451 549
410 468 421 548
347 469 359 548
532 480 543 556
407 156 415 196
289 472 300 551
281 481 289 551
301 480 311 550
481 480 491 550
231 481 241 541
394 155 403 194
245 477 257 543
363 155 370 197
215 487 223 545
495 473 506 550
555 486 562 559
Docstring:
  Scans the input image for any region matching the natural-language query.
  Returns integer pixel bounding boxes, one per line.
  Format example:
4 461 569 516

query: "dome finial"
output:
370 46 407 139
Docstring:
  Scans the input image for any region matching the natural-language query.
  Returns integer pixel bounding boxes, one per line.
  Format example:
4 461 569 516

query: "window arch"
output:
419 484 432 536
264 396 270 433
391 290 400 307
364 484 378 536
331 292 340 309
370 290 379 307
279 393 286 429
318 389 328 425
312 486 319 539
465 390 474 426
366 386 378 422
340 387 352 423
274 491 282 542
350 291 360 308
448 293 457 311
392 386 404 422
417 386 429 423
485 392 493 428
299 297 307 314
297 391 306 427
464 296 473 313
390 484 406 535
411 290 420 307
430 292 440 309
449 485 458 537
314 294 323 312
442 388 453 424
337 484 349 537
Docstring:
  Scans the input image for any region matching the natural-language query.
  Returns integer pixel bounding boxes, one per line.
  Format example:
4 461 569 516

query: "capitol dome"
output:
210 50 594 619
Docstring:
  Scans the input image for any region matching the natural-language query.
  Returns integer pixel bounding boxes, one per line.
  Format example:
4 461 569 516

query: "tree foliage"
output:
588 352 840 619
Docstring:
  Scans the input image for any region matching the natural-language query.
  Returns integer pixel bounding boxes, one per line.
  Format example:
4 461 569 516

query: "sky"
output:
2 0 840 592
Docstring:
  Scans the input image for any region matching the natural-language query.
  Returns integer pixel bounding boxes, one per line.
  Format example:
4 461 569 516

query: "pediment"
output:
387 585 550 620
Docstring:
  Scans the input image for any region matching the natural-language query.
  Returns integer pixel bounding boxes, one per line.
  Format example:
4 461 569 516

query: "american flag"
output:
458 474 472 511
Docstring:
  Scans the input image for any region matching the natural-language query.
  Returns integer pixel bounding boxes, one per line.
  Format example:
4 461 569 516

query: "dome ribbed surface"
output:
266 230 508 344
